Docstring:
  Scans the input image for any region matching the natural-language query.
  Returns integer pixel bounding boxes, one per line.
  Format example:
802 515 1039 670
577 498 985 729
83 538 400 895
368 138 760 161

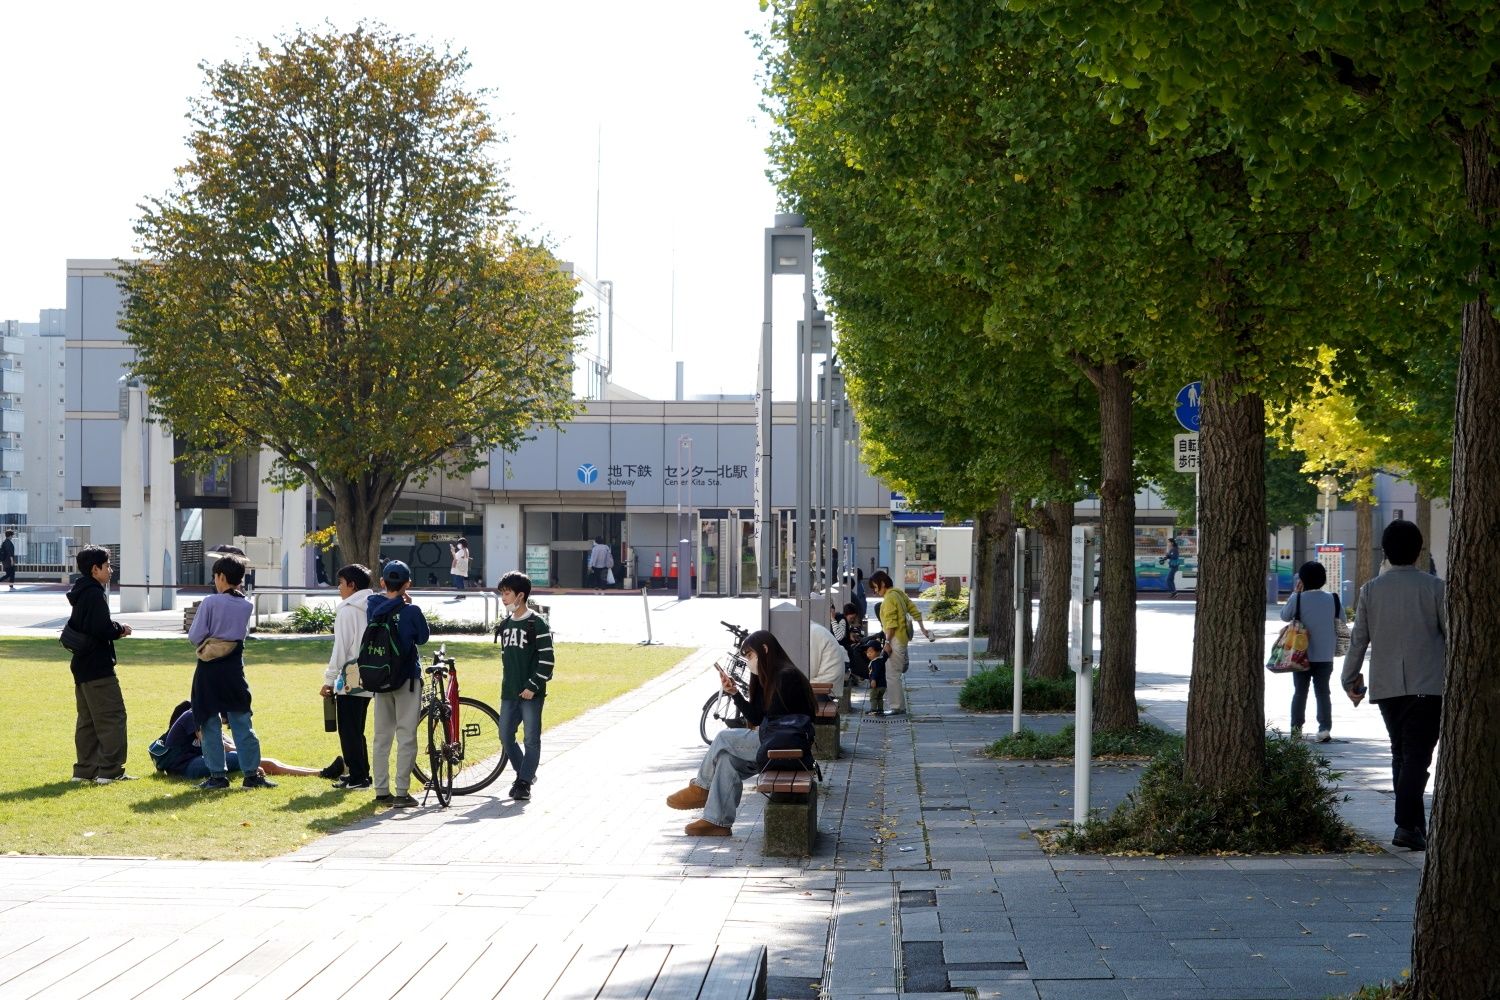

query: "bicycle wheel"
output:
415 697 507 795
699 691 748 745
425 708 453 807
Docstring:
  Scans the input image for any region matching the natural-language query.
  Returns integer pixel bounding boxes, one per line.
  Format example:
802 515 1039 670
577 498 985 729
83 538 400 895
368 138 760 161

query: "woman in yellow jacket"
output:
867 570 931 715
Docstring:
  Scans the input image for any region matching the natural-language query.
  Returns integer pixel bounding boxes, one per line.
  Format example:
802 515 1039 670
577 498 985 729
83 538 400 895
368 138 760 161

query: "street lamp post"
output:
1319 474 1340 544
677 434 693 601
760 214 814 633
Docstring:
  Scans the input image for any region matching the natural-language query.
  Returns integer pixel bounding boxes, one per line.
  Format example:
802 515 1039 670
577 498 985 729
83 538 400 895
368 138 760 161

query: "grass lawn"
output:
0 637 689 860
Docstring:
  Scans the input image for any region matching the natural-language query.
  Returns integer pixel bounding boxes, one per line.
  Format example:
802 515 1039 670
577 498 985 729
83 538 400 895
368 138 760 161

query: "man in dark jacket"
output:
67 545 134 782
1 529 16 589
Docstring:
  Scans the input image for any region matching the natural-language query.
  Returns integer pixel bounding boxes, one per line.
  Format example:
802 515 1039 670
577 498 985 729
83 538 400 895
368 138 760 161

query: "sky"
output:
0 1 810 399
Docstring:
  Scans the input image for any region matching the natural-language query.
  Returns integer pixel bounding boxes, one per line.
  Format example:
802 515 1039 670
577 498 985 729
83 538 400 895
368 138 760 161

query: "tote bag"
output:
1266 594 1310 673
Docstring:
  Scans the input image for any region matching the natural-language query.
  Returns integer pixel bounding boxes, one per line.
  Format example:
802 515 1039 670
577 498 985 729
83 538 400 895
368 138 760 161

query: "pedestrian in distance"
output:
666 629 817 837
365 560 430 809
448 539 470 599
1 529 16 590
851 568 868 619
831 603 865 686
1281 561 1341 742
1159 537 1182 598
1342 519 1446 853
319 563 376 789
867 570 931 716
65 545 135 783
495 570 554 801
587 535 614 594
188 553 270 790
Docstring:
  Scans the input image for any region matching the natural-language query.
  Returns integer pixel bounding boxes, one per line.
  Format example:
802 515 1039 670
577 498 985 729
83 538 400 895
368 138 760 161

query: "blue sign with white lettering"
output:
1175 382 1202 433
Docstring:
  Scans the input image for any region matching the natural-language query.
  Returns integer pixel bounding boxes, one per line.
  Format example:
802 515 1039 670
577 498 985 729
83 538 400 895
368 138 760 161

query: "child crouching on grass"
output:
495 571 554 801
187 553 270 790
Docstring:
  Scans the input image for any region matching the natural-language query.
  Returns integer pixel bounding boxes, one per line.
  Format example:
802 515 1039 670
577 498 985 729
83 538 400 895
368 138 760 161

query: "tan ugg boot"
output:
666 784 709 810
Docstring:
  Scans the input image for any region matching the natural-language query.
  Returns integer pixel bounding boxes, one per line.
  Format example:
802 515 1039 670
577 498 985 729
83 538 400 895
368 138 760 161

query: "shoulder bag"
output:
756 713 814 770
1332 592 1351 657
60 623 97 655
1266 593 1310 673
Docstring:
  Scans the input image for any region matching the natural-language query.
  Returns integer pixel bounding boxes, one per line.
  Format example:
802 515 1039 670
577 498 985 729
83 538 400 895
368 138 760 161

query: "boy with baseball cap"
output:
366 560 430 808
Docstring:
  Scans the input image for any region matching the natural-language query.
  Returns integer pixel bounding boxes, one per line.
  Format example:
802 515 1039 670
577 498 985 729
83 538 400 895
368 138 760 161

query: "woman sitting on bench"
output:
666 630 817 837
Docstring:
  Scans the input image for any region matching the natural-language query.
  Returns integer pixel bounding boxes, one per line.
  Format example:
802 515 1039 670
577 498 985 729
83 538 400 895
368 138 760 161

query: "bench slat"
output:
699 944 767 1000
645 943 716 999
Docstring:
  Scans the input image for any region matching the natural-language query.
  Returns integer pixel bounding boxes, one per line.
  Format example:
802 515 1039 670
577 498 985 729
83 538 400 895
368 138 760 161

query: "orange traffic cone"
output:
652 552 663 578
668 552 679 580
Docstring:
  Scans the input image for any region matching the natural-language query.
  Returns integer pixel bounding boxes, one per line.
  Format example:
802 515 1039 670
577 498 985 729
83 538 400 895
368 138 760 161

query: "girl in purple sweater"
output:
187 554 267 790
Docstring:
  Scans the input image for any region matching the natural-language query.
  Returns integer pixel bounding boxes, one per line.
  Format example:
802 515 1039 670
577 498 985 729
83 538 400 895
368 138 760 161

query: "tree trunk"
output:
1093 361 1139 731
1184 376 1266 792
1353 487 1375 611
1415 490 1433 574
330 477 398 574
1029 497 1073 679
1411 124 1500 1000
974 492 1014 659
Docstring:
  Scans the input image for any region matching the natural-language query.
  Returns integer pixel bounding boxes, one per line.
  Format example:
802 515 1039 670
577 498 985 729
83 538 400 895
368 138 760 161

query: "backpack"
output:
147 732 172 772
357 606 408 693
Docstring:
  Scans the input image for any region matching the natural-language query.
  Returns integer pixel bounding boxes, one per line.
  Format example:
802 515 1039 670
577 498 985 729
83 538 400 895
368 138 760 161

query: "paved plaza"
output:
0 593 1422 998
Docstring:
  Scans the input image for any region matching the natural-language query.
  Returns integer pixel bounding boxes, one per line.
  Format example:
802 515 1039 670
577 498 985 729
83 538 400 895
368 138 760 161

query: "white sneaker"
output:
94 774 138 784
1315 730 1332 743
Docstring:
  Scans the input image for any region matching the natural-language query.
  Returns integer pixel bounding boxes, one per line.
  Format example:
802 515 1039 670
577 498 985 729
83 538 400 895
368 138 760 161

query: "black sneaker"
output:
334 776 372 790
198 776 231 790
391 795 419 808
243 773 278 789
318 755 345 780
510 780 531 801
375 793 395 805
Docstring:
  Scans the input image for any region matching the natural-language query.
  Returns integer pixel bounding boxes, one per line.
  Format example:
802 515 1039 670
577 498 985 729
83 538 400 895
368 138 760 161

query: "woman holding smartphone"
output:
665 630 816 837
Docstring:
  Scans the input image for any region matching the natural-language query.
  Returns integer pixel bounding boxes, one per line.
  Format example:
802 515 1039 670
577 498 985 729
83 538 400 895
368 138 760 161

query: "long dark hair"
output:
740 629 796 710
167 699 191 731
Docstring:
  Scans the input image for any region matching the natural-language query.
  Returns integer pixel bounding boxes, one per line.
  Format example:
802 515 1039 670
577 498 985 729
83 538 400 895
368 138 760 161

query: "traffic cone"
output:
651 552 663 581
669 552 679 580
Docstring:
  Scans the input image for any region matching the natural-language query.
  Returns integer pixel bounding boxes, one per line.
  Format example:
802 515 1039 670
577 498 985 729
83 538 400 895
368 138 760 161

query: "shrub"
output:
423 612 490 635
254 602 337 634
930 596 969 621
987 723 1182 760
959 663 1091 712
1057 733 1360 855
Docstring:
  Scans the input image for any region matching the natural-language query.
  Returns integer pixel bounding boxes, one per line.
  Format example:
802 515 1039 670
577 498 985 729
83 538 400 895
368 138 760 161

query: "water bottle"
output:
323 694 337 733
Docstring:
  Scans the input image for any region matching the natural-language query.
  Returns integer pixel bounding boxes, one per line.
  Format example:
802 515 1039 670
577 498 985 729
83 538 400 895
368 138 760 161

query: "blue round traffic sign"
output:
1175 382 1202 433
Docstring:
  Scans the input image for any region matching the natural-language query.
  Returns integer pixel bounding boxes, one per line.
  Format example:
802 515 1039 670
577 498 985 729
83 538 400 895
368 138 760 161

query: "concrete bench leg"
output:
838 685 852 715
763 787 817 858
814 722 841 760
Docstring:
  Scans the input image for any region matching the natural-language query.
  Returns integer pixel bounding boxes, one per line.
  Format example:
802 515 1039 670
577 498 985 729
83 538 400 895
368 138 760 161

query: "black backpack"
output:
357 606 408 693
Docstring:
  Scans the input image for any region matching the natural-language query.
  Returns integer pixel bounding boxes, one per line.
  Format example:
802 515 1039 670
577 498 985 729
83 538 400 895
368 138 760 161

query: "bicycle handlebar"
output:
721 620 749 638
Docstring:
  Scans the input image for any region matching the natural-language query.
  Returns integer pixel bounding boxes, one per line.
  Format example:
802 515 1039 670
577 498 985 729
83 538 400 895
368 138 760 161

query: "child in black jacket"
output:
66 545 134 782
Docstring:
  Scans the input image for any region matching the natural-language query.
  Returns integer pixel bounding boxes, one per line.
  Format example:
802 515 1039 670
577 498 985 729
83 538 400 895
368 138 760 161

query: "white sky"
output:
0 1 809 399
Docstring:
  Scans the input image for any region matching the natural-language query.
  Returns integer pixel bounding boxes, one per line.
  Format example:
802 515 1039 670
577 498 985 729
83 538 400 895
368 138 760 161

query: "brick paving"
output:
0 602 1422 998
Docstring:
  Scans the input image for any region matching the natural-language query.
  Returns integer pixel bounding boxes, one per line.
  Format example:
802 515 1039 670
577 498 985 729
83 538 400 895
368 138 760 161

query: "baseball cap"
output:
381 560 412 586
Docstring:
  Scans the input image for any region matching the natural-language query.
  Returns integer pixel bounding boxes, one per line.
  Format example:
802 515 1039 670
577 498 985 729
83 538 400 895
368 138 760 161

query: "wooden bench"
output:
756 749 818 857
810 682 841 760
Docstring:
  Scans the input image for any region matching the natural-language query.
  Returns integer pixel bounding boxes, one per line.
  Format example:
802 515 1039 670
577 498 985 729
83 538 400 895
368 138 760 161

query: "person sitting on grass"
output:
188 553 270 790
150 701 338 781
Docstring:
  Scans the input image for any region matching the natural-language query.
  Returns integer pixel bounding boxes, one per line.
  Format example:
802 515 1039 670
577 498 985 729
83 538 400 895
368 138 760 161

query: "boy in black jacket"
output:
66 545 134 782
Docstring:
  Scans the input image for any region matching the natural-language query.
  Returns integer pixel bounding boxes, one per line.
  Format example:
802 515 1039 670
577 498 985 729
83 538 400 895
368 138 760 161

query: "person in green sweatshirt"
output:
494 570 554 801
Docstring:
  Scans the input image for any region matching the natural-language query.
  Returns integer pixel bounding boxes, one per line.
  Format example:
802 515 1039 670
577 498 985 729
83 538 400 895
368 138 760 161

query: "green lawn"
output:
0 637 688 860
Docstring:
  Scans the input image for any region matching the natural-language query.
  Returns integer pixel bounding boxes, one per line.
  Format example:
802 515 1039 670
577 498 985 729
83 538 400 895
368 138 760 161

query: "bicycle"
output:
699 620 753 745
412 644 506 805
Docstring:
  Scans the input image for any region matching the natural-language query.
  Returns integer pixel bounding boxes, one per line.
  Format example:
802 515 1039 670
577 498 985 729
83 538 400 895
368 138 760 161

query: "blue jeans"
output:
1291 661 1334 733
183 752 240 779
499 696 544 784
201 711 262 777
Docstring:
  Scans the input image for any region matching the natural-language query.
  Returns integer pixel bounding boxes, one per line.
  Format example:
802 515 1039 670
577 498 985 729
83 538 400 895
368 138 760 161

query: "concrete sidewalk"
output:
0 607 1420 999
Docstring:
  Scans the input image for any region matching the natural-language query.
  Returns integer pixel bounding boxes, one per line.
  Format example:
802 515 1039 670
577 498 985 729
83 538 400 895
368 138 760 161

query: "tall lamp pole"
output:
759 214 814 632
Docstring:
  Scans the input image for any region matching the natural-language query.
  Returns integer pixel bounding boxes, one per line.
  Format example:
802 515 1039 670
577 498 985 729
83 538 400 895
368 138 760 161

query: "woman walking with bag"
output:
665 630 816 837
1281 561 1342 742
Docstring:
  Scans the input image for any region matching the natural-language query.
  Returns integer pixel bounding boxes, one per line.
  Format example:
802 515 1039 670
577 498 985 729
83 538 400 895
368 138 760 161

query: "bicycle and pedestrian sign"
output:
1175 381 1202 433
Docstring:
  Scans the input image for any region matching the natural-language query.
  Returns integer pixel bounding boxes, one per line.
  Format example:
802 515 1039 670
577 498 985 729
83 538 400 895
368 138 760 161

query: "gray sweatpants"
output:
371 682 422 796
886 640 909 711
694 727 761 828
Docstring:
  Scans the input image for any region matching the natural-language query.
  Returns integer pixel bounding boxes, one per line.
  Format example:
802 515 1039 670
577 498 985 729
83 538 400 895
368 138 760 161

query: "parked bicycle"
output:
412 644 506 805
699 620 752 745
